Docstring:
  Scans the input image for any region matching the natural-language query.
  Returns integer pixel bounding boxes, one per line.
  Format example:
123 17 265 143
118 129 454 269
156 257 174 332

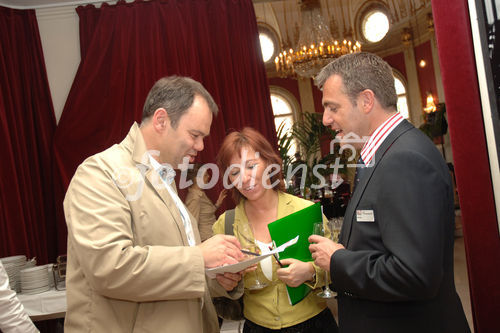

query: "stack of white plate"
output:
1 255 27 292
20 265 50 295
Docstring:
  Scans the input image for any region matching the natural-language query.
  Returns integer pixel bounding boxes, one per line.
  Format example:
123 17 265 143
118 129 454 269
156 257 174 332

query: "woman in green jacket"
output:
213 127 338 333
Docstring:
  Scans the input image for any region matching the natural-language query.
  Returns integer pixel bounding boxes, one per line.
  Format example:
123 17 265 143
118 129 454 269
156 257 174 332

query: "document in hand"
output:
205 236 299 279
267 202 322 305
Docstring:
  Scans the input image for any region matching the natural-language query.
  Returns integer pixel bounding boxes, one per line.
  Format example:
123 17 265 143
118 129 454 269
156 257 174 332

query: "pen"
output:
269 246 284 268
241 249 260 256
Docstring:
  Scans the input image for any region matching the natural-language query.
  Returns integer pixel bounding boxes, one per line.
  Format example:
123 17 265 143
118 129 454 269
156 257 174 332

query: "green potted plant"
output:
276 121 294 190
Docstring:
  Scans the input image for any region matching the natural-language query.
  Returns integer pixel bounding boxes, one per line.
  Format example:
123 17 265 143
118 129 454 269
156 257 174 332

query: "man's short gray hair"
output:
142 76 218 128
314 52 397 110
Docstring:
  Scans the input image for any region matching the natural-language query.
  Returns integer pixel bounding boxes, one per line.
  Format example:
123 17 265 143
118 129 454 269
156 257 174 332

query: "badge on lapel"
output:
356 210 375 222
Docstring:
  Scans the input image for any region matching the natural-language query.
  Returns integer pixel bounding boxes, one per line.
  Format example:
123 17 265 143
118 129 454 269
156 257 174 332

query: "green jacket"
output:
213 191 330 329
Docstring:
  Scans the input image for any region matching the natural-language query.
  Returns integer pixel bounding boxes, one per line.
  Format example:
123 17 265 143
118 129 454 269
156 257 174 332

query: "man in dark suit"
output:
309 52 470 333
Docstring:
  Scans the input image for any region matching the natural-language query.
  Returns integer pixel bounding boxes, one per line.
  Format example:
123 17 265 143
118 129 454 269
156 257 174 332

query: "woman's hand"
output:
215 189 228 209
276 258 315 287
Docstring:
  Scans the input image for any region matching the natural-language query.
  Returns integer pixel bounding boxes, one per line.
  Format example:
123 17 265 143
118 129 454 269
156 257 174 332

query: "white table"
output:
18 289 245 328
17 289 66 321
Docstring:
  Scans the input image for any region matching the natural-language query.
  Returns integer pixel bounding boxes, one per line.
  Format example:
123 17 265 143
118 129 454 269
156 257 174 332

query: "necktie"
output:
159 167 176 184
353 157 366 193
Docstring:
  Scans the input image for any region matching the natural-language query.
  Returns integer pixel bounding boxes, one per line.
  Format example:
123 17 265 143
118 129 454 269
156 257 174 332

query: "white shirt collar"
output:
360 112 404 165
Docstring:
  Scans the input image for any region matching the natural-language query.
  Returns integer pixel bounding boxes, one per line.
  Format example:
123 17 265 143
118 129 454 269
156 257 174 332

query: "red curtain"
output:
432 0 500 331
0 7 58 263
53 0 276 251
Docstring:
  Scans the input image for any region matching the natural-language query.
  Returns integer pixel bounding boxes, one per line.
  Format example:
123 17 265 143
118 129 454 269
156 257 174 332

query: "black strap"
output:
224 209 235 236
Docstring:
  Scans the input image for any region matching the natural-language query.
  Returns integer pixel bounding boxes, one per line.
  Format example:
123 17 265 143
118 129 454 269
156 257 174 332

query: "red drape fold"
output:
432 0 500 330
53 0 276 252
0 6 58 263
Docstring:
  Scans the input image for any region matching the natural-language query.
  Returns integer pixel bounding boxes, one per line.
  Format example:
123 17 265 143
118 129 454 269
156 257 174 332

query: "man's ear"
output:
359 89 375 114
152 108 170 132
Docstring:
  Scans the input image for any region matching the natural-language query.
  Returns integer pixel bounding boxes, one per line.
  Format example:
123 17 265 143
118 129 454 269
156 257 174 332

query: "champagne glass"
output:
329 217 343 243
312 222 334 298
235 223 268 290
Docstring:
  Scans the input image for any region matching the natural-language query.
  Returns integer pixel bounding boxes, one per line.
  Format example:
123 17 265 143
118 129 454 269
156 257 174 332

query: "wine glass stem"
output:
324 272 331 291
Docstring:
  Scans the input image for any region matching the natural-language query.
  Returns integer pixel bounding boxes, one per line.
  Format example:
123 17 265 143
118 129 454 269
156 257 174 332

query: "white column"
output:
430 34 445 103
403 45 423 128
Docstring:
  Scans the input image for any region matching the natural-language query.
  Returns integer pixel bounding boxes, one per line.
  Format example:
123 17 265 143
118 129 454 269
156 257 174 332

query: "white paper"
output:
205 235 299 279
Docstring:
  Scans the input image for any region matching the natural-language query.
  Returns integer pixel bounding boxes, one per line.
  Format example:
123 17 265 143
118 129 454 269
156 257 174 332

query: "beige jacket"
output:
64 123 226 333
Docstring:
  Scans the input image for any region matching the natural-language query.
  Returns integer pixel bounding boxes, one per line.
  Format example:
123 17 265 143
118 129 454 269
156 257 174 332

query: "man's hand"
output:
198 234 244 268
215 272 242 291
276 259 314 287
308 235 345 272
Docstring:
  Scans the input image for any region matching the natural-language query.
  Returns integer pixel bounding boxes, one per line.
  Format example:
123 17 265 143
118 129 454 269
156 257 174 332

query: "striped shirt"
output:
361 112 404 166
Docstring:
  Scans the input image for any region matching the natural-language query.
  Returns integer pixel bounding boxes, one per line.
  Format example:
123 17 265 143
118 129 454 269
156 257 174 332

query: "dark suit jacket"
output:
331 120 470 333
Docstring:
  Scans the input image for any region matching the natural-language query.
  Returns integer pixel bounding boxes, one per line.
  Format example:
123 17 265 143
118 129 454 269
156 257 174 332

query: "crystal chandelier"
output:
274 0 362 78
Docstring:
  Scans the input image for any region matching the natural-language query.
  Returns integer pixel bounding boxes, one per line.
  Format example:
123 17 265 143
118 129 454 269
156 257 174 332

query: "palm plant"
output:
276 112 345 197
276 121 295 192
291 112 338 193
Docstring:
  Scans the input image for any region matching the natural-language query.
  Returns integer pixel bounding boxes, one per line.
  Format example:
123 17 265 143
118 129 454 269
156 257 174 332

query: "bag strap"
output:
224 209 235 236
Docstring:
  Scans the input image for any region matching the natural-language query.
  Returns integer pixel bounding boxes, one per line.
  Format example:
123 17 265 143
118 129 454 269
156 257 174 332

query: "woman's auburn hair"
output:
216 127 285 203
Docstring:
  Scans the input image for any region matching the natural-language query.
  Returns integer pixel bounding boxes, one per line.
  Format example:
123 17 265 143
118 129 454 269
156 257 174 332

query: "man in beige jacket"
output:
63 76 244 332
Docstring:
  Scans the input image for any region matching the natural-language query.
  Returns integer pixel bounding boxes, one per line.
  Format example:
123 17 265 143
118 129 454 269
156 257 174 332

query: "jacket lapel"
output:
145 172 188 242
129 123 189 245
340 120 414 247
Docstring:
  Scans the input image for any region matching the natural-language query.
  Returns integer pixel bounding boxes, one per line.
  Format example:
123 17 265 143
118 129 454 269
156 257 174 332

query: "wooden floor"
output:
454 213 474 331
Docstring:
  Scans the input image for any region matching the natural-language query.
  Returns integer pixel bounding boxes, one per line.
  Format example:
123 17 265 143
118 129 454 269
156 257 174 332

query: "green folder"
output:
267 202 322 305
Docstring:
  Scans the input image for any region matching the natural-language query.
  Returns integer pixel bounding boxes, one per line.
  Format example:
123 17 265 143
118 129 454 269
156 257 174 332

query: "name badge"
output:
356 210 375 222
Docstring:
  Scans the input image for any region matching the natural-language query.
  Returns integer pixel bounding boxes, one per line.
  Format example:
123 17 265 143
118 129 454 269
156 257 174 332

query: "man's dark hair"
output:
315 52 397 110
142 76 218 128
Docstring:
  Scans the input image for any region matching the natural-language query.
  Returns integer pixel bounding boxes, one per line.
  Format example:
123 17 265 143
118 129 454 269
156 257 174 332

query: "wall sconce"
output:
419 59 427 68
423 92 437 113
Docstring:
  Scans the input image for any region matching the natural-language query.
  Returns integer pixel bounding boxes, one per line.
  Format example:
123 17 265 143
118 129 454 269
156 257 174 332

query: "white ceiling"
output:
1 0 433 58
254 0 433 58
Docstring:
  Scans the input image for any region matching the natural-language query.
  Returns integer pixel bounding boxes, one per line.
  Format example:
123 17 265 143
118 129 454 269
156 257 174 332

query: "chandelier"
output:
274 0 362 78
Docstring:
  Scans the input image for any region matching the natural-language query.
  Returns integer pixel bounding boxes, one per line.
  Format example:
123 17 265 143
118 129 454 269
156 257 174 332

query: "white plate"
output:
1 255 26 264
21 285 50 295
20 265 47 274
